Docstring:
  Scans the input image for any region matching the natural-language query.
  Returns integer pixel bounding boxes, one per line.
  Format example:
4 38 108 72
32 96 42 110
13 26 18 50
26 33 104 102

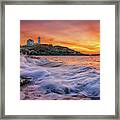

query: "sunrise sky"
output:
20 20 100 54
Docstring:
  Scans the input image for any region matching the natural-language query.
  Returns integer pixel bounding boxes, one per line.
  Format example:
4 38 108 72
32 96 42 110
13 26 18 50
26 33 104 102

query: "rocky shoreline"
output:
20 44 100 56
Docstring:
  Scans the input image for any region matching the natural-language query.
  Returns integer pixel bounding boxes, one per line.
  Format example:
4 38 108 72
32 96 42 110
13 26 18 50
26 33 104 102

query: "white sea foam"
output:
20 55 100 100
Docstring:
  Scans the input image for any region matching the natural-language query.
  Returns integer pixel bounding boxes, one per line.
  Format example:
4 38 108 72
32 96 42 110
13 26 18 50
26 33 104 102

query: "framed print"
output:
0 0 119 119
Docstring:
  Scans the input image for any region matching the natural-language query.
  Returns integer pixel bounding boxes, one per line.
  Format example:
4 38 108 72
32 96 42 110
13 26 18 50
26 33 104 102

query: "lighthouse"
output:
38 36 40 45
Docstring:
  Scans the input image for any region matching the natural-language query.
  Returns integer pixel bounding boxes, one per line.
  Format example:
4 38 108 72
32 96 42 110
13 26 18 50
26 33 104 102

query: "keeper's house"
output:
27 39 34 46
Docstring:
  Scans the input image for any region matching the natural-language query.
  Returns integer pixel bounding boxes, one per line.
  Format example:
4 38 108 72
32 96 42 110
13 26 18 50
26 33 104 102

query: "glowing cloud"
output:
20 20 100 54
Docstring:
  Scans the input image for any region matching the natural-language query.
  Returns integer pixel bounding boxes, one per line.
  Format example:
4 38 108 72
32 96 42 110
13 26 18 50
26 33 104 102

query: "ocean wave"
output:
20 55 100 100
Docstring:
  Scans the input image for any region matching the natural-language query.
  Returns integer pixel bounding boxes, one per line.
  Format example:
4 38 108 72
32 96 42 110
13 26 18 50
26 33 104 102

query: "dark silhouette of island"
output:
20 44 100 56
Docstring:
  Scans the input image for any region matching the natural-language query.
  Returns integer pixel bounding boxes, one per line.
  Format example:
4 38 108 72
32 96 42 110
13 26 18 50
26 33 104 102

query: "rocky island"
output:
20 44 100 56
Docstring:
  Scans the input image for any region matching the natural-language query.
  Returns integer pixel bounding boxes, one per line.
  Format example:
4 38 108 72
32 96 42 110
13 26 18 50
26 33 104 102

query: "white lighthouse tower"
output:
38 36 40 45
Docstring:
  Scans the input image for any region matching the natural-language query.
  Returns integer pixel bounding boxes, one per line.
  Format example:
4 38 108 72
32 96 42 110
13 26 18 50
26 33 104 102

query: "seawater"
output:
20 56 100 100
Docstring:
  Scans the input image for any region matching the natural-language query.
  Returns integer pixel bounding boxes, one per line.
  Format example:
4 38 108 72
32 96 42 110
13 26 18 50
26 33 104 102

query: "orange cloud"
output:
20 20 100 54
